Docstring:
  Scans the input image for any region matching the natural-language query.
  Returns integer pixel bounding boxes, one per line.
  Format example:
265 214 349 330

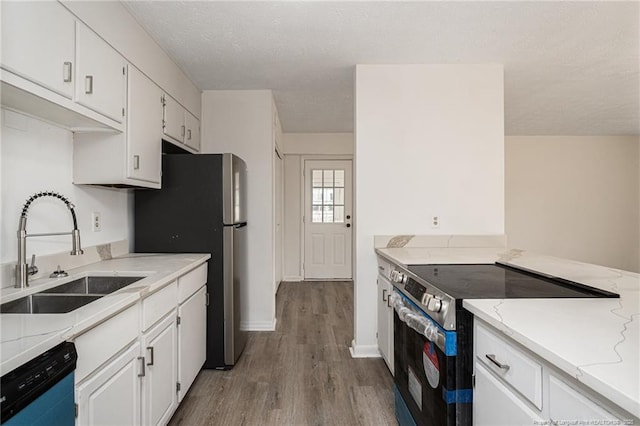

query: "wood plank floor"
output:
169 281 396 426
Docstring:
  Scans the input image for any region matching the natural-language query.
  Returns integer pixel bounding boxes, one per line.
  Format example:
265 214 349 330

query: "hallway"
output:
169 281 396 425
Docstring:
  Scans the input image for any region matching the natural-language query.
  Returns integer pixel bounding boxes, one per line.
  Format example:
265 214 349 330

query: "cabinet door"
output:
377 276 392 370
177 286 206 402
142 312 178 426
127 66 162 183
76 342 141 426
474 362 545 426
184 111 200 152
1 1 75 98
75 23 126 122
549 375 621 422
163 94 185 143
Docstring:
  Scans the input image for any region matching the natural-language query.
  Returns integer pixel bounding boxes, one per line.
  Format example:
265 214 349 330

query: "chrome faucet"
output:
16 191 84 288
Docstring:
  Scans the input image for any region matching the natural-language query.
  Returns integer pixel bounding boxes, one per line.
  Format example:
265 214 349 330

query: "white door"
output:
163 94 185 143
274 148 284 292
304 160 353 279
184 111 200 152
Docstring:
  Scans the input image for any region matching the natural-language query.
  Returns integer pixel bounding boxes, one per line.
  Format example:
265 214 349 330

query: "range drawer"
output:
475 321 543 409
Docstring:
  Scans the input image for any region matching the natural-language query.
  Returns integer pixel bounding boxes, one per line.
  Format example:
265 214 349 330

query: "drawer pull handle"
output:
146 347 154 366
378 265 385 271
138 356 146 377
85 75 93 94
63 62 72 82
382 289 387 302
485 354 510 371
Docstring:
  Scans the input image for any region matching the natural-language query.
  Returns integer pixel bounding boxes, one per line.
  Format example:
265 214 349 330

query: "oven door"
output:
391 292 471 426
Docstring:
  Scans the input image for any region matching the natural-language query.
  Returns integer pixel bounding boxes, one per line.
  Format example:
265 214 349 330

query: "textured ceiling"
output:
124 1 639 135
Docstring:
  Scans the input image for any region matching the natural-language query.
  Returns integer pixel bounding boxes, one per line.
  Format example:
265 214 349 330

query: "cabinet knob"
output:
187 129 192 140
137 357 146 377
133 155 140 170
181 125 185 137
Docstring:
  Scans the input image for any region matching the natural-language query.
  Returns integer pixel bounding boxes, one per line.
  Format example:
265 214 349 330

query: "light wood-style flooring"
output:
169 281 396 425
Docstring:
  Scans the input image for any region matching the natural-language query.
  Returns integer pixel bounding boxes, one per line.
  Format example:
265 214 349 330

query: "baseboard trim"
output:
283 275 303 282
349 342 381 358
240 318 277 331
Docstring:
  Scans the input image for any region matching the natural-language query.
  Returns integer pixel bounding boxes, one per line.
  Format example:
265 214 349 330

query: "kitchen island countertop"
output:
376 246 640 419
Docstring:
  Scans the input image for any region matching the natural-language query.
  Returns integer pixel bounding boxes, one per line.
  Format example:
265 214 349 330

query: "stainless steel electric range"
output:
386 260 619 426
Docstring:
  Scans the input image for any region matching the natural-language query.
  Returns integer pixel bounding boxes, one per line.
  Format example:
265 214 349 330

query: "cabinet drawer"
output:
74 305 139 382
142 281 178 331
475 322 543 409
178 263 207 304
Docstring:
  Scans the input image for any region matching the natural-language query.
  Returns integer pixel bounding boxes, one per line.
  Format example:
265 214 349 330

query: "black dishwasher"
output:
1 342 77 425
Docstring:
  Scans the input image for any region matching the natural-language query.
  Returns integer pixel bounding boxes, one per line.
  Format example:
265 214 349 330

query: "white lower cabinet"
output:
377 274 393 373
74 263 208 426
474 362 544 426
142 312 178 426
473 320 632 425
76 342 142 426
177 286 207 402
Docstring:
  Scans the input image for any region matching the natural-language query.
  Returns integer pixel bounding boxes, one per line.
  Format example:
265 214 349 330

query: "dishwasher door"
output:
1 342 77 425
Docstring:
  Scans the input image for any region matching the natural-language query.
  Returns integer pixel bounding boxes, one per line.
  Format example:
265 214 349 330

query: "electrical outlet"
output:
431 215 440 228
92 212 102 232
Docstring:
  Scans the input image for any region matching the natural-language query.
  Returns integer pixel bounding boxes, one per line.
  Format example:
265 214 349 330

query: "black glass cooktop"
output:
406 263 619 300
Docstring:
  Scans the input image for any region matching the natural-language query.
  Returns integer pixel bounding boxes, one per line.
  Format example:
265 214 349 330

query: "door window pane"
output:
323 170 333 187
323 206 334 222
312 170 323 187
312 205 323 222
312 188 323 204
310 168 346 223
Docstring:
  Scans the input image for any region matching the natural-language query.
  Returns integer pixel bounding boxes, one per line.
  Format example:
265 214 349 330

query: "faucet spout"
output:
15 191 84 288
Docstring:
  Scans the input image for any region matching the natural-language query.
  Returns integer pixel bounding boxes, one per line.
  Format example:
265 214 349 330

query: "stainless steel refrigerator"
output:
134 153 248 369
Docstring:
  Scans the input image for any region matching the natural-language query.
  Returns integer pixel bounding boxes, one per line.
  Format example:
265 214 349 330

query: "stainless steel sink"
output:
0 275 144 314
41 276 143 295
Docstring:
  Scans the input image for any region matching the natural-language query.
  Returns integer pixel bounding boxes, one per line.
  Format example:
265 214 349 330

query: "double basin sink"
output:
0 275 144 314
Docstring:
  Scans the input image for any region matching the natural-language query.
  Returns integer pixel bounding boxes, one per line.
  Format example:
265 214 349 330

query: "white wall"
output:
281 133 354 280
0 109 130 284
354 64 504 356
506 135 640 273
282 133 354 155
201 90 276 330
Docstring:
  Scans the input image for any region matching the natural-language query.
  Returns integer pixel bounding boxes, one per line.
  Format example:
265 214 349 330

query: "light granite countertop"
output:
376 246 640 418
0 253 210 375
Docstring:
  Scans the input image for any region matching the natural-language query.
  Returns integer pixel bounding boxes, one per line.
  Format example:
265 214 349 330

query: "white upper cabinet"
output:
184 110 201 152
127 66 163 184
163 94 200 152
75 23 126 122
163 94 185 143
1 1 75 99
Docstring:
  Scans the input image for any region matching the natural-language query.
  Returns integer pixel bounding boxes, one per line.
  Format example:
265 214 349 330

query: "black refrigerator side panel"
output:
134 154 226 368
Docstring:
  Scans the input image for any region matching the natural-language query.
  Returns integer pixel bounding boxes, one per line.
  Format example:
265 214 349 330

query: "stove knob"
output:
398 273 407 284
427 297 443 313
421 293 431 306
390 270 398 281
